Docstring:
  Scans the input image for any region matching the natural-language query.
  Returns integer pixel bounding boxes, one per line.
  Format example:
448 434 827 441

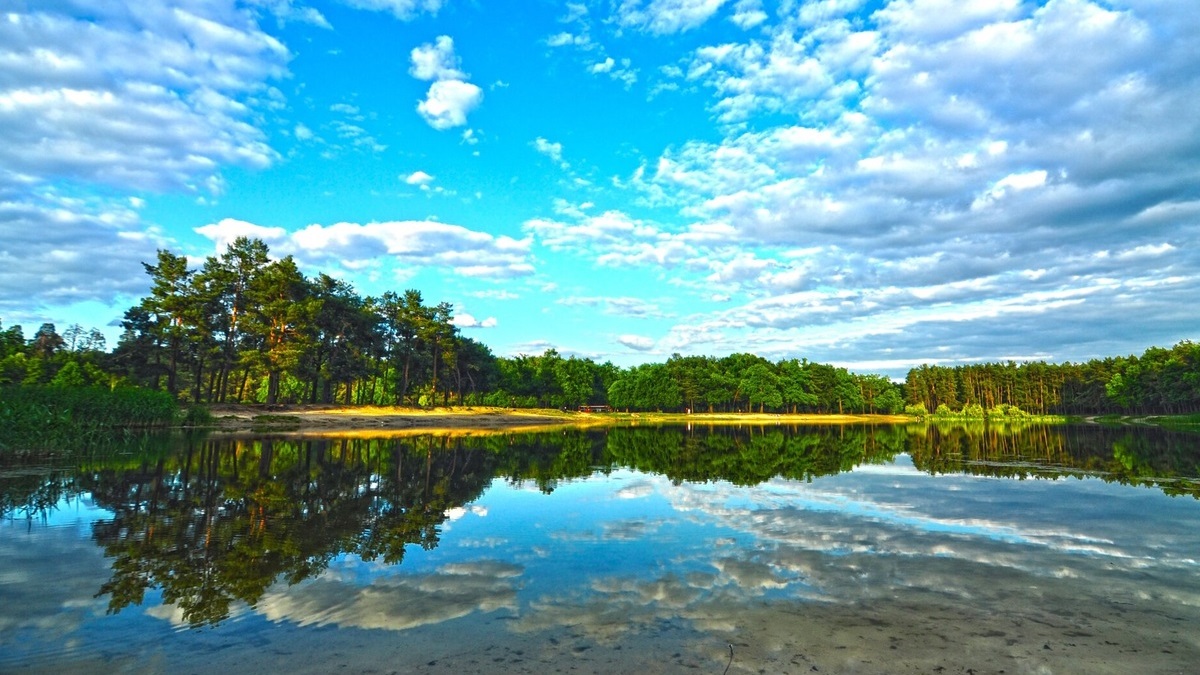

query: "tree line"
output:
903 341 1200 416
1 236 1197 415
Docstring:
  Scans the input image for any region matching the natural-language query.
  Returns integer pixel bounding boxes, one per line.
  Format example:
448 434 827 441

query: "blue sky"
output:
2 0 1197 377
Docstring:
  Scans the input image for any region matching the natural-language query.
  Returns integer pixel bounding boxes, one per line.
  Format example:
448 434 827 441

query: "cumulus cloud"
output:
728 0 767 29
453 312 499 329
339 0 444 21
194 218 536 280
0 1 297 324
194 218 289 253
0 2 288 193
246 0 333 28
559 296 668 319
532 137 570 170
0 188 165 321
561 0 1200 370
404 170 435 186
616 0 734 34
590 57 616 74
409 35 465 81
411 36 482 130
548 3 637 87
417 80 483 130
617 334 656 351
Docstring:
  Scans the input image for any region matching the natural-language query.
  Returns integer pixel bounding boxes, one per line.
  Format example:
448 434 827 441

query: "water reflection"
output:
0 420 1195 629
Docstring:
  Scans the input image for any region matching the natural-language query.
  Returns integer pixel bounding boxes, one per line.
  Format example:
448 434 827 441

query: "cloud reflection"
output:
255 560 523 631
0 521 111 640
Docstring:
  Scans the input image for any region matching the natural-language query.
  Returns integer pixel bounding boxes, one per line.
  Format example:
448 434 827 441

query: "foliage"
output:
904 341 1200 416
179 405 214 427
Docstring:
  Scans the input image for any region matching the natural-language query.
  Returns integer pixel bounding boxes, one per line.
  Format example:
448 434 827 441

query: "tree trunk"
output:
267 370 280 404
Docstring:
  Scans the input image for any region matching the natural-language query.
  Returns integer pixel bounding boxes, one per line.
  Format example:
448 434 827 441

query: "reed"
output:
0 385 178 452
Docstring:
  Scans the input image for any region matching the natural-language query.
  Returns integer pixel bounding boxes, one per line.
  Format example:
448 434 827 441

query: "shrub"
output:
962 403 986 419
179 405 214 427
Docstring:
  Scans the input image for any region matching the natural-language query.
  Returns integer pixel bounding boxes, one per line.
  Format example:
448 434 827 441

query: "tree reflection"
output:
907 423 1200 496
1 423 1198 628
83 435 512 626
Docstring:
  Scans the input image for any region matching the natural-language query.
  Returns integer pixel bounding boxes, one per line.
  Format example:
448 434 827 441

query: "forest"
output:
1 236 1198 416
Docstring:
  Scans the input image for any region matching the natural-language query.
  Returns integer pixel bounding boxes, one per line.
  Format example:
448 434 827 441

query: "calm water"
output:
2 424 1199 674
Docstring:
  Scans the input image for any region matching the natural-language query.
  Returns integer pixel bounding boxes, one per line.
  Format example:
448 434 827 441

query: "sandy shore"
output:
202 404 909 436
205 403 592 434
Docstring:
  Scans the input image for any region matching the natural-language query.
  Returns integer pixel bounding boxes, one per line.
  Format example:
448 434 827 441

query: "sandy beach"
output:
203 404 909 435
204 403 592 435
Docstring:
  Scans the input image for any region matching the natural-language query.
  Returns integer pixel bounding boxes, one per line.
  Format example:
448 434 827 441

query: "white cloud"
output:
559 296 668 319
729 0 767 29
294 123 314 140
257 560 519 631
873 0 1022 42
616 0 733 34
410 35 465 81
453 312 499 329
972 169 1048 208
0 2 288 193
194 218 289 253
0 190 165 316
532 137 570 170
330 102 361 117
417 79 483 130
194 219 535 280
409 37 482 131
339 0 444 21
617 334 656 350
246 0 332 28
590 57 616 74
547 32 587 48
404 170 435 186
471 289 519 301
588 57 638 87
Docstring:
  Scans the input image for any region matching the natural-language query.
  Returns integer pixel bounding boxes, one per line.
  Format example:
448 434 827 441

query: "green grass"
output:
1143 413 1200 430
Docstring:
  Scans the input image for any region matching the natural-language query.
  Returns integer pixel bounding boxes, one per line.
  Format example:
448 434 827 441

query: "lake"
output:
2 423 1199 674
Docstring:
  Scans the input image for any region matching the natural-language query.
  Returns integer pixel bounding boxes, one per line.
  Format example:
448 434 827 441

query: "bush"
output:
483 390 511 407
179 405 214 427
904 402 928 417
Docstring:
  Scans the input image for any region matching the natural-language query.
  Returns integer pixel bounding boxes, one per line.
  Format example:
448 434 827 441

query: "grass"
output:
1139 413 1200 430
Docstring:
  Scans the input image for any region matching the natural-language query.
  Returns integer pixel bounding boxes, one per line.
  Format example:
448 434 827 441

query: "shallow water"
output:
2 424 1199 673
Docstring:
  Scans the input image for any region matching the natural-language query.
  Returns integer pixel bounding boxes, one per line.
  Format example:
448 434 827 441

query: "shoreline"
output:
202 403 914 435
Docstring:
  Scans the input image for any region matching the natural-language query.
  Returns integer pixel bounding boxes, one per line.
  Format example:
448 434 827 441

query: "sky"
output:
1 0 1197 378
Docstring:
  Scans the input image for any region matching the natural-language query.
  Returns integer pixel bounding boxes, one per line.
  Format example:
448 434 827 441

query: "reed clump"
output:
0 385 178 452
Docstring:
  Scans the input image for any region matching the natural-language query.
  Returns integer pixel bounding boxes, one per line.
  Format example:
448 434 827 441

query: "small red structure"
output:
578 405 612 413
